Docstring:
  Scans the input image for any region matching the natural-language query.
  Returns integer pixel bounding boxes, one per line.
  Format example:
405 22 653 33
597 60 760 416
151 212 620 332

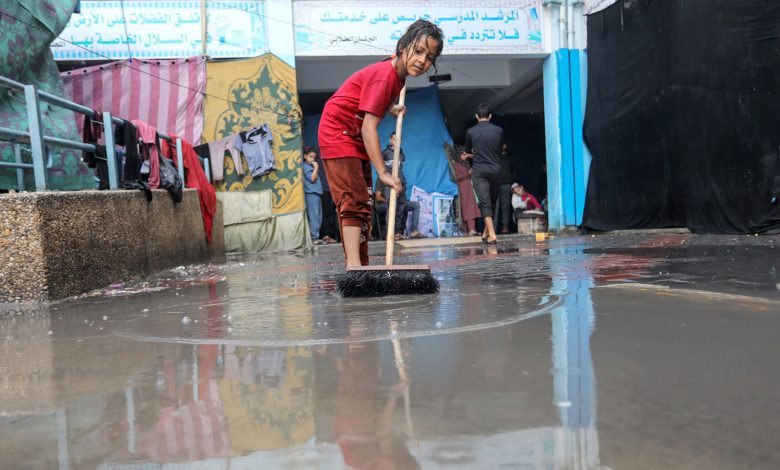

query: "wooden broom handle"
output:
385 86 406 265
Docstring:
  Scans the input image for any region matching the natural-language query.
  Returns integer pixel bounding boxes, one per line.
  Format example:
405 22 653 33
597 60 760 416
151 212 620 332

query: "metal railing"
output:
0 75 211 192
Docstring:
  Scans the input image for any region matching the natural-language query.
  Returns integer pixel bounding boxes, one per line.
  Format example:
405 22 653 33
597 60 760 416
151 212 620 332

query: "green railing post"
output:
13 144 25 191
23 84 47 192
175 138 185 185
103 112 119 189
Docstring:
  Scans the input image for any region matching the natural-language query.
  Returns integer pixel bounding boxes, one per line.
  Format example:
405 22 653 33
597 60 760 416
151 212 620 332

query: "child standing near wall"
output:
318 19 444 267
303 147 324 245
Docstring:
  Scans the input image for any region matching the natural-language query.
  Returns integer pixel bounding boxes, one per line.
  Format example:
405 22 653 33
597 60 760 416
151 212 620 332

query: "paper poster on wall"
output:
432 195 456 237
51 1 267 60
294 1 543 56
411 186 434 237
412 186 457 237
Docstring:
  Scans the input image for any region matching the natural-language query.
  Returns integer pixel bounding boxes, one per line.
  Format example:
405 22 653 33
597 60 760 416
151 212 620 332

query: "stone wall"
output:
0 189 224 303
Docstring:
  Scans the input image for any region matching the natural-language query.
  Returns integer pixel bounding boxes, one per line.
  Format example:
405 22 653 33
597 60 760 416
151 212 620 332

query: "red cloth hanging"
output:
161 134 217 244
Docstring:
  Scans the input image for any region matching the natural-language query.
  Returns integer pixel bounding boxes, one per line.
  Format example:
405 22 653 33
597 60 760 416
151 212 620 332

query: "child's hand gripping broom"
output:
336 86 439 297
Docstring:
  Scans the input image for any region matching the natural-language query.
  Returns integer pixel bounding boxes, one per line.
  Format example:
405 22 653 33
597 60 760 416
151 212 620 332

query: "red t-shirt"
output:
318 60 403 160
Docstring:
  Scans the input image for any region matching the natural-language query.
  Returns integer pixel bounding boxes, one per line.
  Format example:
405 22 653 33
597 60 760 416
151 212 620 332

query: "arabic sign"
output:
51 1 267 60
294 1 544 56
584 0 619 15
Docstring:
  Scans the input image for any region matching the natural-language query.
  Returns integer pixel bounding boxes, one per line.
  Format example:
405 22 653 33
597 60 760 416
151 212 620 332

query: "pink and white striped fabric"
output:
61 56 206 144
136 379 230 463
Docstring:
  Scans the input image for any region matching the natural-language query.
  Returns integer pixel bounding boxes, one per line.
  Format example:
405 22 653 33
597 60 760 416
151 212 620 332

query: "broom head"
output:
336 265 439 297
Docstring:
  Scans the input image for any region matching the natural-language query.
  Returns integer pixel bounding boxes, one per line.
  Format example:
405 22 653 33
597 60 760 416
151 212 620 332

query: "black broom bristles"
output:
336 269 439 297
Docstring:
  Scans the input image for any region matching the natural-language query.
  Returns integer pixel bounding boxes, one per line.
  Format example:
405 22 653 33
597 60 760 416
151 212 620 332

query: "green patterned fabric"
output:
0 1 93 190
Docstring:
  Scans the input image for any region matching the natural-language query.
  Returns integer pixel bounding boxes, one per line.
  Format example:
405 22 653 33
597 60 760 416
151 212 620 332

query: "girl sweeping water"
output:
318 20 444 268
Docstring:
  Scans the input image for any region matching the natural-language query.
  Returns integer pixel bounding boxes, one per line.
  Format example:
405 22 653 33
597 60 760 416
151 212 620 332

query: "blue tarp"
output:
303 84 458 199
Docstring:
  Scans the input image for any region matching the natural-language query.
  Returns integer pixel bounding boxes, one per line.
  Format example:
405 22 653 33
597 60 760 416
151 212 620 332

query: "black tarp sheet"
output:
583 0 780 233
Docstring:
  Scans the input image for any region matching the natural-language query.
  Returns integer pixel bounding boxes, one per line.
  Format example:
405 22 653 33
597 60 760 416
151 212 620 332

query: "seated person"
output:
375 187 423 239
403 198 422 238
511 183 542 220
377 132 423 238
375 178 407 240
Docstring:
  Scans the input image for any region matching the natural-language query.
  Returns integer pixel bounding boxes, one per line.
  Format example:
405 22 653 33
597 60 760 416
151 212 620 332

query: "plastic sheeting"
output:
303 84 458 200
218 191 310 253
583 1 780 234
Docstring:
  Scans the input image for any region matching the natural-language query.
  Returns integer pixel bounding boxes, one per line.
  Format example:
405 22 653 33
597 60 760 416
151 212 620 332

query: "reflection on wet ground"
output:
1 234 778 469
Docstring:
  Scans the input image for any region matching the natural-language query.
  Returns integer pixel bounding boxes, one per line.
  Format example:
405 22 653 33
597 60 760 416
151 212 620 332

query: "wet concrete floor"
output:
1 233 779 469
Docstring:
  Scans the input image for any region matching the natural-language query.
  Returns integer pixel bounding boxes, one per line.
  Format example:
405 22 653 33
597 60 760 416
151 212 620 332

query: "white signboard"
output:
294 1 544 56
51 1 267 60
584 0 619 15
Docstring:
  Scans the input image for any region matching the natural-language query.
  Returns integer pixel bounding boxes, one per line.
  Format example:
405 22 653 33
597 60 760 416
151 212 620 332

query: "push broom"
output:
336 86 439 297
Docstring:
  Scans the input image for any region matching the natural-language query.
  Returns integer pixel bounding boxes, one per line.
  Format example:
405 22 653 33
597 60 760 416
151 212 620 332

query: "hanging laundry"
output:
161 135 218 245
132 120 162 189
193 143 211 171
194 135 244 182
210 135 244 179
234 124 274 177
114 120 152 201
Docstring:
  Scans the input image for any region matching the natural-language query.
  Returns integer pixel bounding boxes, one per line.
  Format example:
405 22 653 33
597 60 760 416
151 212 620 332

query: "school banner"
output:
51 1 268 60
294 0 544 56
203 54 304 215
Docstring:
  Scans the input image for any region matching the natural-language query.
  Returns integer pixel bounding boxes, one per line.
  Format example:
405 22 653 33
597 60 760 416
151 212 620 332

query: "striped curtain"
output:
61 56 206 144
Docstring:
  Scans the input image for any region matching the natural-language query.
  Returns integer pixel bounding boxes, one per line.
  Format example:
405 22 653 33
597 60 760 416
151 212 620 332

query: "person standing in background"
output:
496 150 513 234
303 147 324 245
451 147 481 236
462 103 506 244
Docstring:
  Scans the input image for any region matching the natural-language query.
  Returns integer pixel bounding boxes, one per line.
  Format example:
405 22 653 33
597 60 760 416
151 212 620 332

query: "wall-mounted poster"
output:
51 1 267 60
294 0 544 56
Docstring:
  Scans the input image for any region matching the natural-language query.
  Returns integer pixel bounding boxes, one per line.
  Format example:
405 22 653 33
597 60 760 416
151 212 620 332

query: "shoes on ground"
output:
410 230 423 239
322 235 337 244
313 239 325 245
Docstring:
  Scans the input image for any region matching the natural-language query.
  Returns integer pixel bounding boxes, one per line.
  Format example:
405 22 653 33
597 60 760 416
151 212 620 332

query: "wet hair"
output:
395 19 444 67
477 103 491 118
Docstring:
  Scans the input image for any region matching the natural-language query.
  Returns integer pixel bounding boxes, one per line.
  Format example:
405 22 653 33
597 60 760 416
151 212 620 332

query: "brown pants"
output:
322 157 373 265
